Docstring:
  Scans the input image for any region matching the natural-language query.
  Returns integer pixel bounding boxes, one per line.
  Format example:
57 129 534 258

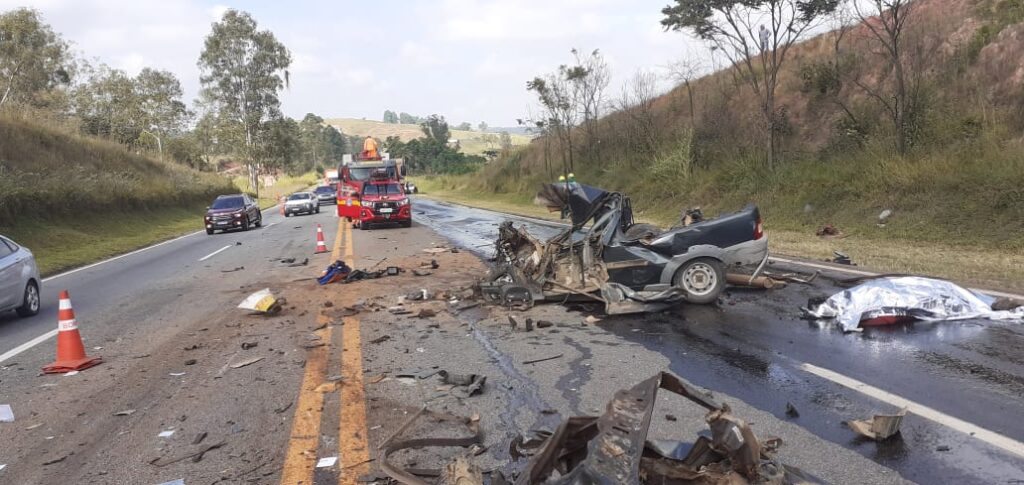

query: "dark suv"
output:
314 185 337 205
204 194 262 234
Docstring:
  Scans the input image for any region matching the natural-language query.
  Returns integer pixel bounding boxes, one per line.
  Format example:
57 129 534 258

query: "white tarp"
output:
806 276 1024 331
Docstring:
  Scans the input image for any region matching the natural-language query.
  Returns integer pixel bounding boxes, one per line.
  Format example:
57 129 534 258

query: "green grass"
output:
3 204 213 276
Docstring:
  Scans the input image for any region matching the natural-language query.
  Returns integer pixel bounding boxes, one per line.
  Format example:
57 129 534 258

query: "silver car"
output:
0 235 41 317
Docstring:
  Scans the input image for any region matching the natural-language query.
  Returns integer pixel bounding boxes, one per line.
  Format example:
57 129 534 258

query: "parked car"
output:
285 192 319 217
204 194 263 234
0 235 41 318
314 185 337 205
481 183 768 314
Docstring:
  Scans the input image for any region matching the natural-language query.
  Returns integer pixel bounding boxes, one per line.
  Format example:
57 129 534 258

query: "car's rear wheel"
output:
206 229 214 235
315 206 320 214
255 215 262 227
673 257 725 304
16 281 40 317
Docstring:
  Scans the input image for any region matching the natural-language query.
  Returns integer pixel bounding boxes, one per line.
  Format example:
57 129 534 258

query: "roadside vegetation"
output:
417 0 1024 288
328 117 530 156
0 7 342 273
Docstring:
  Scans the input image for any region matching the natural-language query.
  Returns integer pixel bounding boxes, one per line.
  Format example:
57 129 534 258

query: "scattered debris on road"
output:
380 411 483 485
0 404 14 422
237 289 283 315
515 371 820 484
829 251 853 265
318 260 353 285
438 371 487 398
726 273 784 289
229 356 264 369
805 276 1024 331
113 409 136 416
316 456 338 468
522 353 562 365
847 408 907 441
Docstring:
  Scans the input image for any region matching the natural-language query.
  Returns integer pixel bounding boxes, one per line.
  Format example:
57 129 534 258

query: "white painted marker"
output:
198 245 232 262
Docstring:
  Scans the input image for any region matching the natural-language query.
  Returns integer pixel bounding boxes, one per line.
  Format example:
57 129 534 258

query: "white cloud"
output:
208 4 229 21
436 0 614 41
399 41 441 67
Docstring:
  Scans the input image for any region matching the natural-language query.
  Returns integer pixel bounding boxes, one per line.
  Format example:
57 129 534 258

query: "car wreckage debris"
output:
513 371 821 485
847 408 907 441
480 183 768 315
380 372 820 484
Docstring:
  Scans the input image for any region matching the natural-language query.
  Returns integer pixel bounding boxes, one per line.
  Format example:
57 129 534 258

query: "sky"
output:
1 0 708 127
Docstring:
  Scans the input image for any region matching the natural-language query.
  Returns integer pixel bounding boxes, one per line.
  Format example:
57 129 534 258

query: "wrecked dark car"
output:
481 184 768 314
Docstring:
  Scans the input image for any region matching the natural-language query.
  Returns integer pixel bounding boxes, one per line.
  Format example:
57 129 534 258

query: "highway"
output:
1 198 1023 484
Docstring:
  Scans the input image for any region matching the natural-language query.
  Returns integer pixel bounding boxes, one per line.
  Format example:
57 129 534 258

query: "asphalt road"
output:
412 196 1024 484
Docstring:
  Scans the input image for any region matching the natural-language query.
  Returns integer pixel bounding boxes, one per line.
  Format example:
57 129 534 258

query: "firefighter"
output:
362 136 379 159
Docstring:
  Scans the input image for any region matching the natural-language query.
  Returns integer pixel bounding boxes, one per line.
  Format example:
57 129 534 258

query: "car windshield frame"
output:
362 184 403 196
349 166 396 181
210 196 245 210
314 187 334 194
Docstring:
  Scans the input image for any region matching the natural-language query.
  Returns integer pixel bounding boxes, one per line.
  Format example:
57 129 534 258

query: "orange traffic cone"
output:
42 290 102 374
314 224 328 254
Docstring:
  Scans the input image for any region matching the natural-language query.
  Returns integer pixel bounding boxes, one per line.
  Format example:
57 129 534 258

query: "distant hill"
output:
324 118 532 155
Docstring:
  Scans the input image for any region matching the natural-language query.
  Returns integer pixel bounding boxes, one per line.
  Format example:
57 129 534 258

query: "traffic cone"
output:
42 290 102 374
314 224 328 254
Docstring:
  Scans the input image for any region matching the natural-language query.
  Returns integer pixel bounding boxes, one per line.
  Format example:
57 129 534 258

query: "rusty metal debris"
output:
726 273 784 289
380 411 483 485
514 371 821 485
847 408 907 441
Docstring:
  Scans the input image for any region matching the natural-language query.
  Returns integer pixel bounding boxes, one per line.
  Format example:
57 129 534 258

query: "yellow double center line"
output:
281 220 370 484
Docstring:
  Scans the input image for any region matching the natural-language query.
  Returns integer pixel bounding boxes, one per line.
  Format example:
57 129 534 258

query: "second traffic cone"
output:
42 290 102 374
314 223 328 254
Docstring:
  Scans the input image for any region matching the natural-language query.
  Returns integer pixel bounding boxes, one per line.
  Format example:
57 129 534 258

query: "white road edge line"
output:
198 245 232 262
42 230 203 282
5 205 286 365
800 362 1024 459
0 329 58 364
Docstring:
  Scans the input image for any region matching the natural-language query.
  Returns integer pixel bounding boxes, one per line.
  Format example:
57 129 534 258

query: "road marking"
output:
799 362 1024 459
42 230 203 282
339 221 371 484
0 329 58 365
198 245 232 262
279 217 344 485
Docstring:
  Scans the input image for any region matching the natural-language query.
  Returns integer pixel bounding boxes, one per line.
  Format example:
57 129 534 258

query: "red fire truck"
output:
336 156 411 229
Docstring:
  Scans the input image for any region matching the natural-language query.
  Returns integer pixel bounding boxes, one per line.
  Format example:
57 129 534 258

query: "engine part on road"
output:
380 411 483 485
514 371 821 485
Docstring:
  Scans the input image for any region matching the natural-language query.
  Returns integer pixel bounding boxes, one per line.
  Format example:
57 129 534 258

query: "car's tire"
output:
206 229 214 235
16 281 41 317
285 212 290 218
242 217 251 231
673 257 725 304
315 206 320 214
401 220 412 228
255 215 262 227
360 222 369 230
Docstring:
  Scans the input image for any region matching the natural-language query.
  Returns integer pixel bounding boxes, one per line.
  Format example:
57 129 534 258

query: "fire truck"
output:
336 154 411 229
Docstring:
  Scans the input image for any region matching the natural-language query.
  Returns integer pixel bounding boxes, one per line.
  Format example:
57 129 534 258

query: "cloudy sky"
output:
2 0 708 126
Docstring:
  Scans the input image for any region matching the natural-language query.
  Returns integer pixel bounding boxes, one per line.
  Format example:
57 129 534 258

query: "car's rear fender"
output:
658 245 727 285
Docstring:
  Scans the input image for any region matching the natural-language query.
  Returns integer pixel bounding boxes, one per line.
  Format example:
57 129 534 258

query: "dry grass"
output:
325 118 531 155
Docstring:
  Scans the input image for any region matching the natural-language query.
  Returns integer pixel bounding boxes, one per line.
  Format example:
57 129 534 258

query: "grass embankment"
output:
418 150 1024 293
0 115 236 275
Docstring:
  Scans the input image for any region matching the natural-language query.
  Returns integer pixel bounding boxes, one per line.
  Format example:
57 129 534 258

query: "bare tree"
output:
850 0 915 154
527 68 579 174
662 0 839 170
613 70 661 159
665 56 703 123
568 49 610 152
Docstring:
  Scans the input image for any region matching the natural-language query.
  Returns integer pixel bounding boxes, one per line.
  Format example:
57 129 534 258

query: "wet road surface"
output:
412 196 1024 484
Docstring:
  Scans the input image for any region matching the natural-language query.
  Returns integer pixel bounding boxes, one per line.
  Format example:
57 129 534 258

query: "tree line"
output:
0 7 351 194
382 109 478 132
381 114 486 174
521 0 927 177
